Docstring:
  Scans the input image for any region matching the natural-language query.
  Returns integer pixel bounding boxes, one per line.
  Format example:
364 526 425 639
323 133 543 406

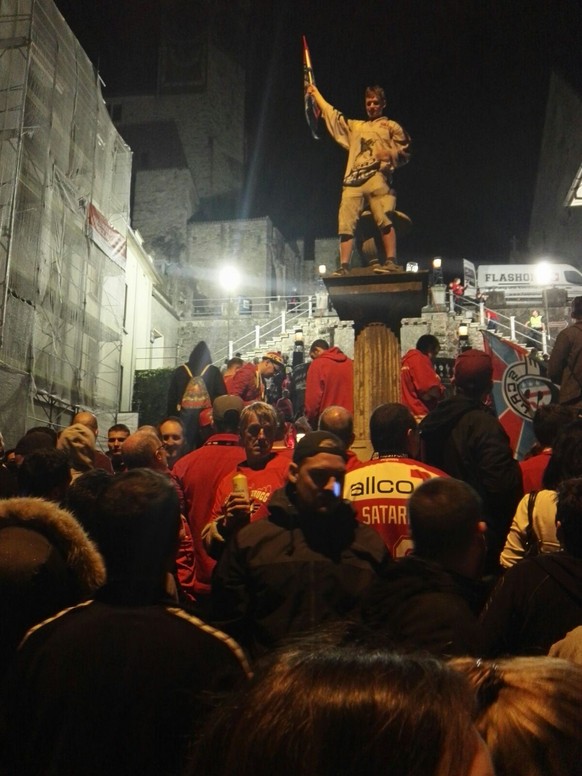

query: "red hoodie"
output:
305 347 354 426
401 348 444 419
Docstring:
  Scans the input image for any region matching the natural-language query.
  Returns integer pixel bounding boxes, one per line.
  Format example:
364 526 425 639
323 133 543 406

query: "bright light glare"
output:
318 264 327 275
219 265 240 293
432 257 442 269
534 261 552 285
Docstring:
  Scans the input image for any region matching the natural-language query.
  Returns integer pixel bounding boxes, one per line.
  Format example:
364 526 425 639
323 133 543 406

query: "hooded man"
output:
401 334 445 421
0 470 250 776
419 349 522 573
305 339 353 427
0 497 105 677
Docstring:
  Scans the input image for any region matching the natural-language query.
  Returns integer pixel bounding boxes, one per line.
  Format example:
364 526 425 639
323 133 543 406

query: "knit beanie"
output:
57 423 95 474
453 349 493 395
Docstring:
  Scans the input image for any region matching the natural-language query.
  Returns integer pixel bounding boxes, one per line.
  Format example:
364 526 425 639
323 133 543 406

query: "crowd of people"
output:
2 325 582 775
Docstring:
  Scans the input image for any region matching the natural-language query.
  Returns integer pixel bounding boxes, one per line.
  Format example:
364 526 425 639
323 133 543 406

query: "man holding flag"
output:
304 59 410 275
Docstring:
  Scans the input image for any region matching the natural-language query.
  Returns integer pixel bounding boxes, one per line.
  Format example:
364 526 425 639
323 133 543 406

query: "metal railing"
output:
184 294 312 318
214 295 317 365
450 294 550 353
134 294 328 370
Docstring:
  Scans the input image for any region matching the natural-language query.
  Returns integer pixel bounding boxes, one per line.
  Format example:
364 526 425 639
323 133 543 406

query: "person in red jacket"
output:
401 334 445 421
344 403 448 557
305 339 354 427
230 352 285 404
172 396 245 598
202 402 291 559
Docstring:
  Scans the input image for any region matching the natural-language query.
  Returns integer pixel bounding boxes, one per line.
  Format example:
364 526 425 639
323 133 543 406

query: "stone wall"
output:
108 43 245 208
314 238 339 272
401 311 483 357
174 217 302 304
106 38 246 273
133 168 195 260
529 73 582 261
177 313 355 368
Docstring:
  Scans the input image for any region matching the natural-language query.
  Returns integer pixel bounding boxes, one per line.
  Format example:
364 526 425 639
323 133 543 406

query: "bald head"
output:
121 430 166 472
318 406 354 448
73 411 98 436
137 425 161 439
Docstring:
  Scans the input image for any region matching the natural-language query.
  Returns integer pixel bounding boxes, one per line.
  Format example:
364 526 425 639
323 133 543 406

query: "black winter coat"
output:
419 396 523 571
210 486 391 657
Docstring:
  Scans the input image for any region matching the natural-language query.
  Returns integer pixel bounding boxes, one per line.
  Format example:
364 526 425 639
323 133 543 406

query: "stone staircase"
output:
241 316 356 364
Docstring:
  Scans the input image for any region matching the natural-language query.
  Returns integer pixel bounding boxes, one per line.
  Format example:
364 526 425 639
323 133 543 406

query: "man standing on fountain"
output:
306 82 411 275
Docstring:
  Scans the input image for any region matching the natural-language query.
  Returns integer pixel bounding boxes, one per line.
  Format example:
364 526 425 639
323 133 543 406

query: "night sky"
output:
56 0 582 265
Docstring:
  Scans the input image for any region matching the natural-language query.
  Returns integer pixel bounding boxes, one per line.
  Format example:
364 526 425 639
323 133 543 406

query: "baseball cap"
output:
292 431 347 465
264 351 285 370
212 395 244 423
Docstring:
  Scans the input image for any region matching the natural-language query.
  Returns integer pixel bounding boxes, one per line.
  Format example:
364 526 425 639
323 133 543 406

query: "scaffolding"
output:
0 0 132 443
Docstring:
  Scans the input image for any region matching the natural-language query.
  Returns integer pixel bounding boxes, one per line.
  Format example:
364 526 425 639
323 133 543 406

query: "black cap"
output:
292 431 347 465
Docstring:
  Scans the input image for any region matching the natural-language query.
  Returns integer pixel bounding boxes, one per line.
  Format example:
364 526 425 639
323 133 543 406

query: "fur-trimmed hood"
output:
0 497 106 673
0 497 106 595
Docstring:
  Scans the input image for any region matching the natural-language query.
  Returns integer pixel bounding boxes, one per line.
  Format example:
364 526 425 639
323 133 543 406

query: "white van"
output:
473 263 582 301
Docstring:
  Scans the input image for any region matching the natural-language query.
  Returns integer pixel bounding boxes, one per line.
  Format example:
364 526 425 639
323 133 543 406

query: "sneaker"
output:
332 266 350 276
373 260 400 274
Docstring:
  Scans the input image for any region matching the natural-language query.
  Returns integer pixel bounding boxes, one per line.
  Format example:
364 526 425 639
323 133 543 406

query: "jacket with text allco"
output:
343 457 447 557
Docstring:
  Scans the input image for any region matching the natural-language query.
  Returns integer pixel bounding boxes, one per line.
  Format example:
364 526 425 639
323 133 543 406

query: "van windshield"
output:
564 270 582 285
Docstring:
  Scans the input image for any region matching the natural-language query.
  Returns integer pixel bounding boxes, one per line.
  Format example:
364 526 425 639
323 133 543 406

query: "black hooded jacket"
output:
210 486 390 657
419 396 523 570
360 555 488 657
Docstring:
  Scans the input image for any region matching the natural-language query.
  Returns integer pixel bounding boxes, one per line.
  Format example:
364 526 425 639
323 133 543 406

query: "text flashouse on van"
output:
484 271 537 283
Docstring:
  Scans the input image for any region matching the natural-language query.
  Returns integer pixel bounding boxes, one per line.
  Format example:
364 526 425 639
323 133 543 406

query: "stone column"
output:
352 323 400 459
323 268 429 461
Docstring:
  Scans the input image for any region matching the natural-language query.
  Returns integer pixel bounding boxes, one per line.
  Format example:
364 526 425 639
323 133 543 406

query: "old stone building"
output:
106 0 257 295
529 72 582 262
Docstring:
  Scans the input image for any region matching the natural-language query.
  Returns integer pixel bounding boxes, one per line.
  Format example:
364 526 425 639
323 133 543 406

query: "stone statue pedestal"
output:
323 268 429 460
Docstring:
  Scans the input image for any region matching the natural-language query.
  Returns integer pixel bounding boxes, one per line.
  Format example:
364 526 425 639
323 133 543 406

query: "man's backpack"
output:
178 364 211 411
